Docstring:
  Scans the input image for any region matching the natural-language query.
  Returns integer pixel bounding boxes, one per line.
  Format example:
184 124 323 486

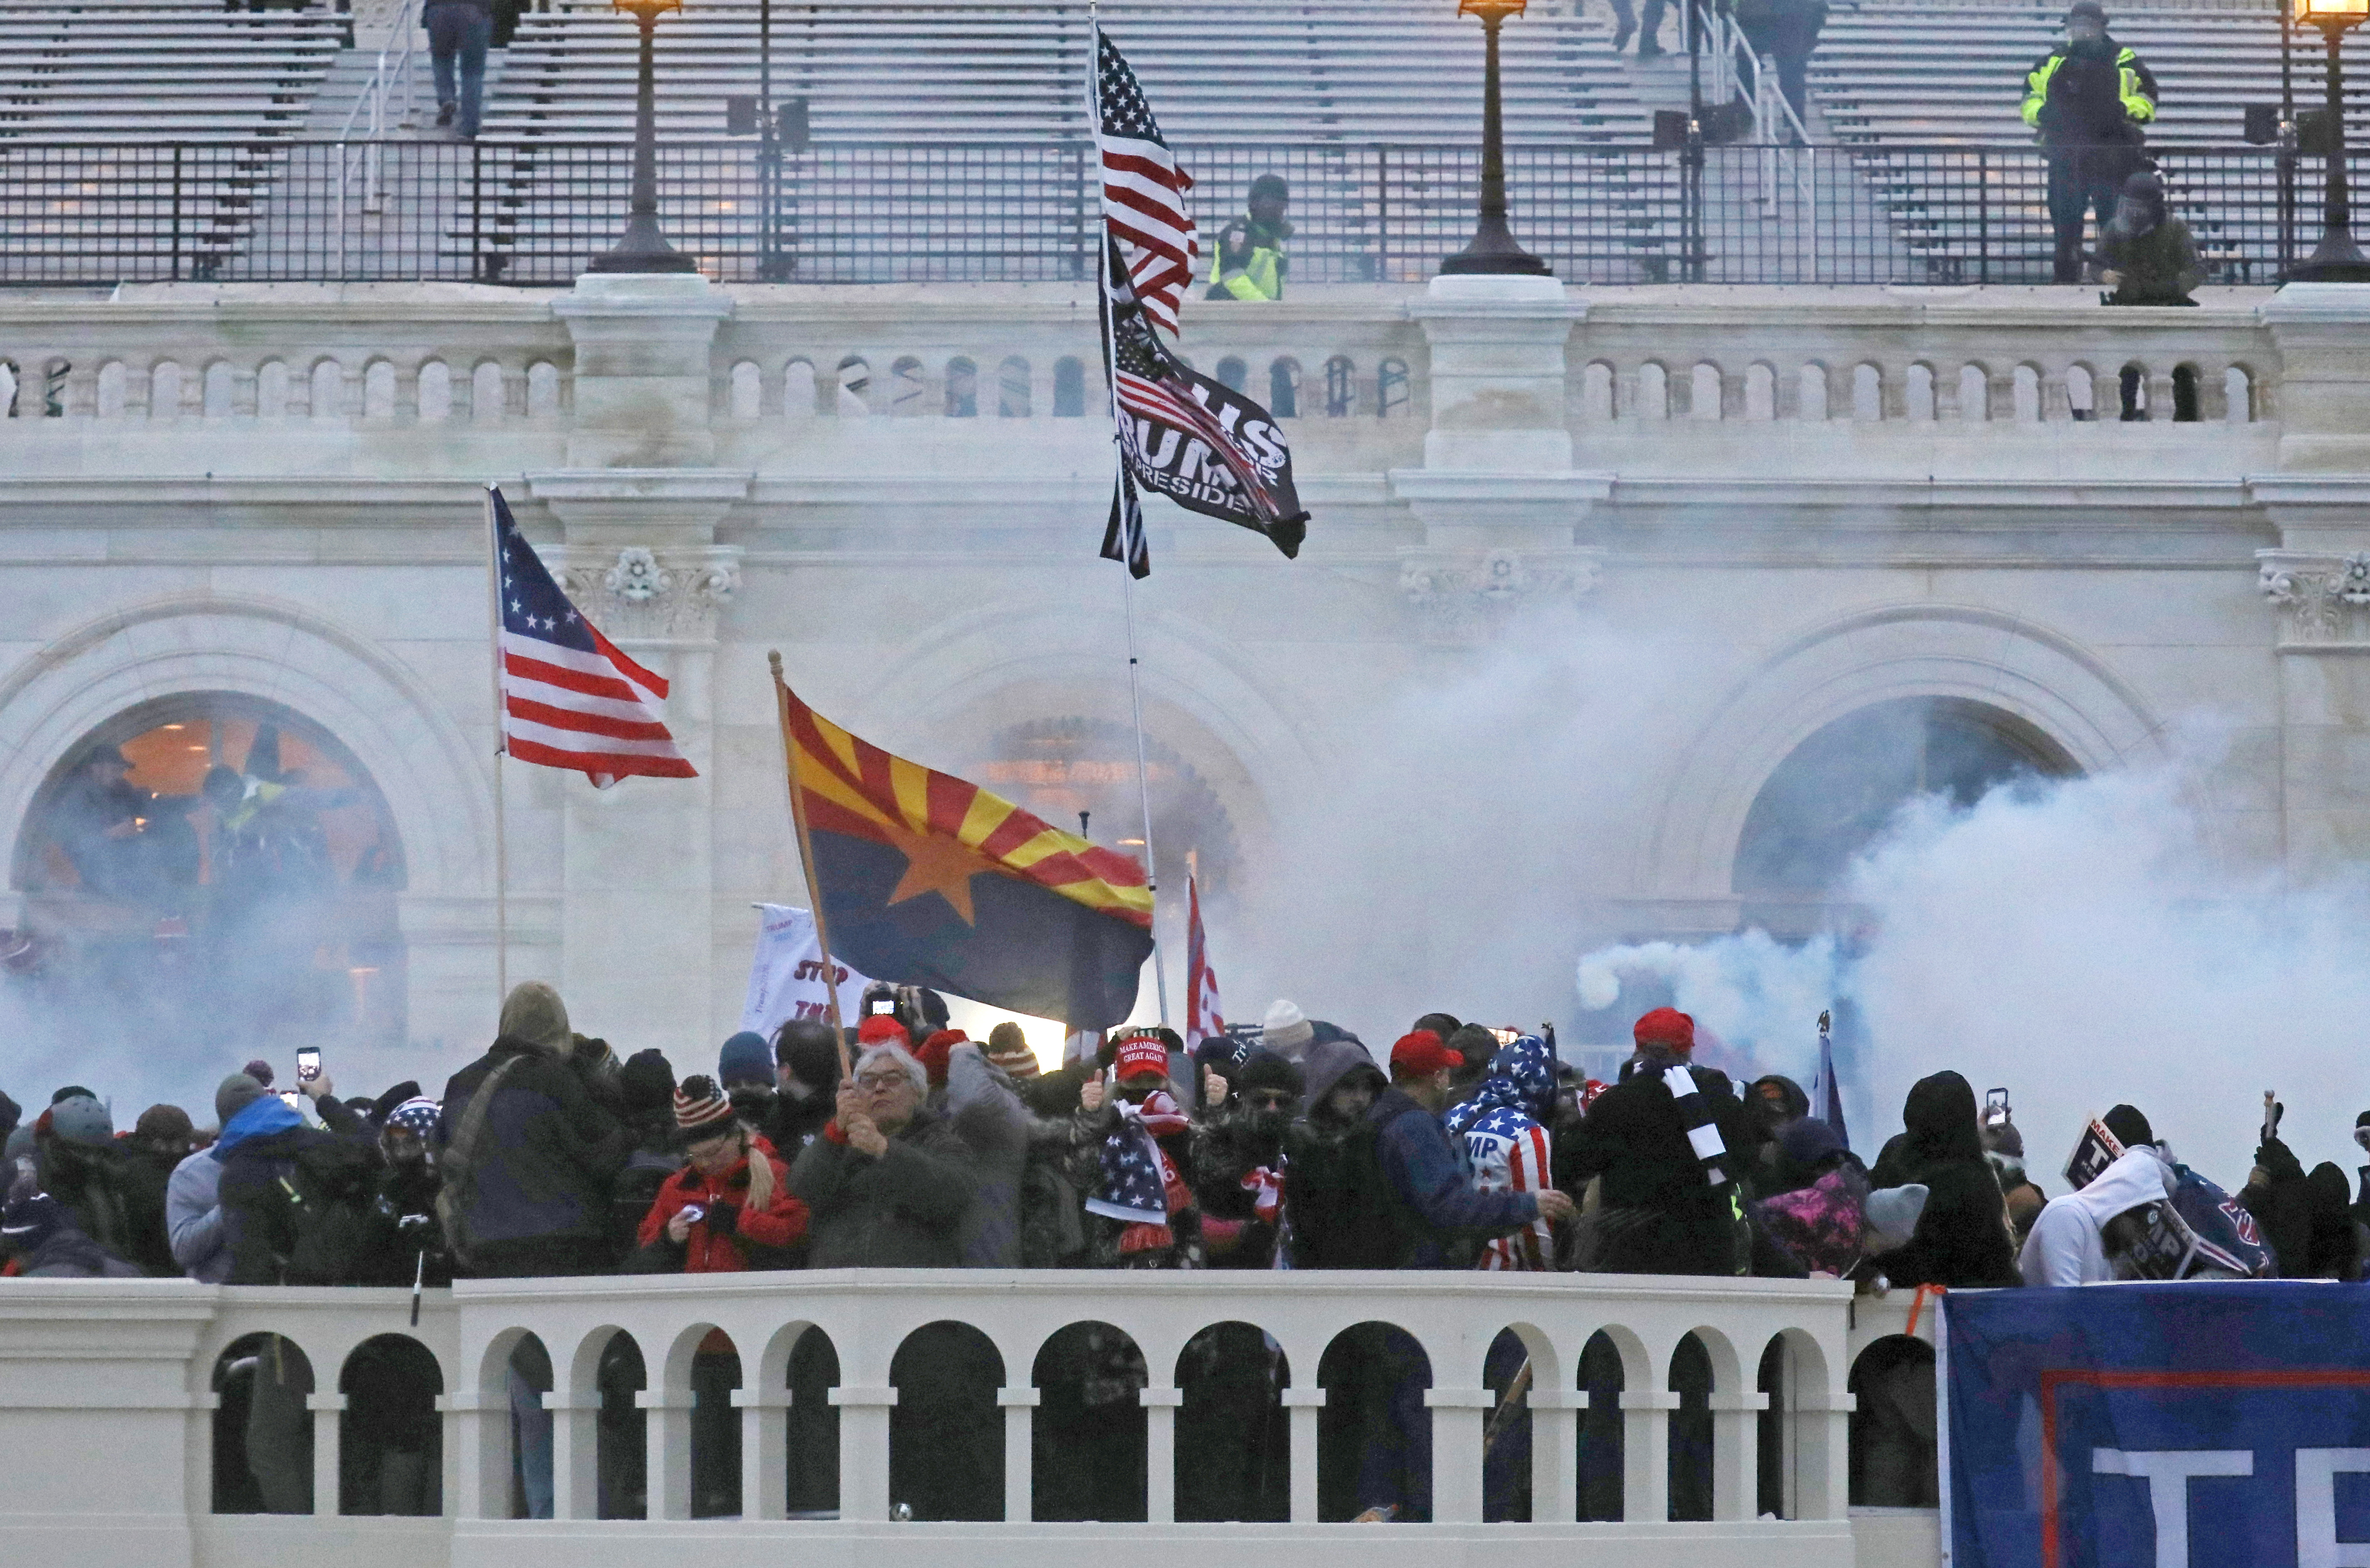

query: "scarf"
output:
1086 1090 1194 1252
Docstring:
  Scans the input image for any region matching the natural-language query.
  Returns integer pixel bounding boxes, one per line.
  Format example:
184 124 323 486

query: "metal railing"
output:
0 136 2348 286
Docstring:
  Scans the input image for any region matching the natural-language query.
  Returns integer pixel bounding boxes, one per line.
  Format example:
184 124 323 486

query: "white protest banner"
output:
740 904 873 1040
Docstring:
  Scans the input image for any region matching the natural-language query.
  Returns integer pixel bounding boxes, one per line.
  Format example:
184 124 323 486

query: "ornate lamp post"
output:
1441 0 1551 275
2290 0 2370 281
589 0 700 274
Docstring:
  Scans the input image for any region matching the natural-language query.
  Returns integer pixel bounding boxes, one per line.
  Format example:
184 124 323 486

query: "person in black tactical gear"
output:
2099 170 2201 305
2024 0 2159 284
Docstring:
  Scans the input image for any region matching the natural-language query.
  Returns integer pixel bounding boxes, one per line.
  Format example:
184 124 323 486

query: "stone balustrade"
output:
0 1271 1943 1568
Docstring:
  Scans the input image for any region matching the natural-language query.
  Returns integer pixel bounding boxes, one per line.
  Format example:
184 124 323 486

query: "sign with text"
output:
739 904 875 1040
1944 1282 2370 1568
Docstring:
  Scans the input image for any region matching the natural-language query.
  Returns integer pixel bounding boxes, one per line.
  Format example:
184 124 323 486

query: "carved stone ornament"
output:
2258 549 2370 650
1398 546 1603 645
554 545 741 643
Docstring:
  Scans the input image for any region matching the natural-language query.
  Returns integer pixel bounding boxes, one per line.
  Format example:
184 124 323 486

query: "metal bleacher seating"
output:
0 0 346 276
1809 0 2368 280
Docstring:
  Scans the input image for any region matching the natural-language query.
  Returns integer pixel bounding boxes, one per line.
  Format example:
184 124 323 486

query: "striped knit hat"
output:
674 1074 737 1140
985 1022 1040 1080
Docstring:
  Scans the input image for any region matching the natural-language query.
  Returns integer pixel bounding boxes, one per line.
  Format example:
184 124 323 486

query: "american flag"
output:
1184 872 1223 1052
1446 1035 1559 1271
1085 1091 1190 1226
489 486 696 788
1094 27 1196 338
1102 463 1150 580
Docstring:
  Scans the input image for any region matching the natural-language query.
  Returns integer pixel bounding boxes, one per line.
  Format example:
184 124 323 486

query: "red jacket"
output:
636 1149 808 1271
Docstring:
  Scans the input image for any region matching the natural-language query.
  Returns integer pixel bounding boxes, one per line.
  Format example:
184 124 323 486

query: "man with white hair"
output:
789 1040 976 1268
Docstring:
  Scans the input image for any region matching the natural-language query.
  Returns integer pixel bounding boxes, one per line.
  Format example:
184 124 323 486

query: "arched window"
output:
2065 363 2096 421
1323 355 1357 417
149 360 182 421
1581 361 1615 422
2118 362 2148 422
1904 363 1935 422
1957 364 1988 422
1744 362 1775 422
315 358 348 421
945 356 978 418
362 361 396 421
836 356 871 416
2223 365 2253 424
1269 358 1301 418
1797 362 1829 423
729 361 762 421
96 360 127 418
784 358 817 420
1852 363 1882 422
1215 356 1248 393
2012 364 2042 423
1637 362 1669 420
1690 362 1722 421
1734 696 2079 898
997 355 1031 418
414 360 449 423
1052 356 1086 417
469 360 502 424
889 355 926 417
526 361 561 418
2172 362 2200 423
205 360 238 419
1378 357 1411 419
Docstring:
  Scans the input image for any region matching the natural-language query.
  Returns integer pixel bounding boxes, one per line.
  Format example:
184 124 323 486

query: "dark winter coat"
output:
12 1226 142 1277
1877 1071 2019 1289
1191 1102 1289 1269
438 1037 631 1274
1369 1086 1538 1270
790 1106 976 1268
355 1162 454 1289
1560 1059 1755 1276
216 1097 381 1285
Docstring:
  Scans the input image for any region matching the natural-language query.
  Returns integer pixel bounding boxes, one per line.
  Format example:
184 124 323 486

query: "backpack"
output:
267 1137 382 1285
435 1054 526 1273
1285 1118 1405 1269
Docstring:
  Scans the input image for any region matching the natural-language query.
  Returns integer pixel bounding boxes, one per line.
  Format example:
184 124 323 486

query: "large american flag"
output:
489 486 696 788
1094 28 1196 338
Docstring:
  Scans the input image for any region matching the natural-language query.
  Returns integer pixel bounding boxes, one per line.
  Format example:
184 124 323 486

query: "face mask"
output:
1245 1107 1293 1143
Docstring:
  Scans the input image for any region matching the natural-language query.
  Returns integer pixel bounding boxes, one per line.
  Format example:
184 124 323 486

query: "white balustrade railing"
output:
0 1272 1943 1568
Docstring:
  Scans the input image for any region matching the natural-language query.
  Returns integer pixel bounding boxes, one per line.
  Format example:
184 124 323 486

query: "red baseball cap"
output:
1633 1007 1695 1052
1113 1030 1172 1082
1390 1029 1463 1076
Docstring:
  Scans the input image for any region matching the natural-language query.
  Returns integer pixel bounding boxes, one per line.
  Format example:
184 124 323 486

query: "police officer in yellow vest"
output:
2023 0 2158 284
1207 174 1291 302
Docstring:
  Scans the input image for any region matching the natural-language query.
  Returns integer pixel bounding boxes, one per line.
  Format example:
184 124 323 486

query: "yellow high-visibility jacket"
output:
2023 43 2157 137
1206 217 1286 301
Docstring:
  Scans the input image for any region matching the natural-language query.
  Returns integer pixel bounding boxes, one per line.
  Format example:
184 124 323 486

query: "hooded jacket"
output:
215 1095 378 1285
1368 1085 1540 1270
2020 1145 2173 1286
1446 1035 1559 1271
438 1035 631 1271
1560 1054 1755 1276
167 1145 232 1282
1881 1071 2020 1289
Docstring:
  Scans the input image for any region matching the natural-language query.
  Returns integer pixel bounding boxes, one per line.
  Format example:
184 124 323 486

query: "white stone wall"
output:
1 277 2365 1078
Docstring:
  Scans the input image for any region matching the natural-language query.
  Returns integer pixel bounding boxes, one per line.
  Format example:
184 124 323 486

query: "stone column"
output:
736 1385 790 1520
2261 284 2370 475
638 1383 690 1520
1621 1387 1680 1523
828 1385 897 1522
1282 1387 1327 1522
1528 1387 1584 1524
1424 1385 1494 1523
1709 1387 1768 1520
1139 1384 1184 1523
544 1390 596 1519
998 1386 1039 1522
307 1394 344 1516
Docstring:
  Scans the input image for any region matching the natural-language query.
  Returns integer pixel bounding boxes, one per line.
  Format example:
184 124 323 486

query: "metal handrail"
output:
336 0 422 218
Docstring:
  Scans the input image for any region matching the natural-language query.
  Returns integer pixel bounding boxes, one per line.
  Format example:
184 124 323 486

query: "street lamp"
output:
1440 0 1551 276
2290 0 2370 281
589 0 700 274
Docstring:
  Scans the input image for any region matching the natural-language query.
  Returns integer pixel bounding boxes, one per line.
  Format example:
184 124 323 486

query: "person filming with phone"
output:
633 1076 807 1272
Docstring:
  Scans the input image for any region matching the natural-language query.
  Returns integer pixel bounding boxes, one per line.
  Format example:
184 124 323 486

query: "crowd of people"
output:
4 978 2363 1520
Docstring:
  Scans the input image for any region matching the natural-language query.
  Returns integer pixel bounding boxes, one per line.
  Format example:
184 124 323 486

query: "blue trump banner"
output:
1944 1283 2370 1568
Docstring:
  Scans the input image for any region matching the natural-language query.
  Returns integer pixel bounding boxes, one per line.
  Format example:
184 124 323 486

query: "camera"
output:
296 1046 322 1083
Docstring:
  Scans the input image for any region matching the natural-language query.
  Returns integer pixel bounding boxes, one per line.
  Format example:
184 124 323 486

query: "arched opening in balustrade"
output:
1798 362 1829 423
1032 1320 1147 1521
2223 364 2253 423
674 1323 743 1519
889 355 927 416
2118 361 2149 421
1761 1327 1833 1520
1174 1321 1288 1522
836 355 871 416
1581 360 1615 421
416 359 449 422
1317 1321 1431 1522
363 360 396 420
211 1332 313 1514
2172 362 2201 423
1378 355 1411 418
2066 362 2096 421
1957 363 1990 422
946 356 978 418
1637 361 1670 420
780 1324 840 1516
590 1328 648 1519
1756 1336 1787 1519
96 359 127 417
1269 357 1302 418
527 360 561 418
1213 355 1247 392
340 1333 443 1517
1849 1335 1937 1507
151 359 183 420
785 357 817 420
729 360 763 420
1852 363 1882 422
2013 363 2043 423
1053 355 1086 416
1323 354 1358 416
1577 1328 1626 1521
1482 1323 1556 1522
494 1332 555 1519
996 355 1031 417
205 359 238 418
1668 1332 1715 1521
1904 362 1935 423
1743 362 1776 422
891 1320 1004 1521
468 360 501 424
1690 362 1722 421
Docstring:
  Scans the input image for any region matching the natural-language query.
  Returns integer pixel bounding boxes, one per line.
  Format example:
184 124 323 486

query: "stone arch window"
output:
1744 362 1776 422
362 360 397 420
1052 355 1086 417
1851 363 1882 422
1957 363 1989 422
1269 357 1302 418
996 355 1030 418
257 359 290 418
836 355 871 416
2223 364 2253 423
729 360 763 421
1797 362 1829 422
946 356 978 418
1849 1336 1937 1507
2172 362 2201 423
1173 1322 1288 1520
889 355 927 416
1637 361 1670 420
204 360 238 418
469 360 503 424
315 358 348 421
784 357 817 420
96 360 127 418
212 1332 314 1513
150 359 183 421
526 361 562 418
1904 362 1935 422
2065 363 2096 421
16 692 410 1049
1581 360 1615 421
2012 364 2042 423
1733 695 2079 898
2119 362 2149 421
1323 354 1357 417
1378 356 1411 418
340 1334 443 1515
1034 1321 1148 1520
1690 362 1722 421
415 360 450 422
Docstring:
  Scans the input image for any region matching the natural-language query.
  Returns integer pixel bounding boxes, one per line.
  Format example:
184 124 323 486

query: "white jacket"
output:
2018 1146 2173 1287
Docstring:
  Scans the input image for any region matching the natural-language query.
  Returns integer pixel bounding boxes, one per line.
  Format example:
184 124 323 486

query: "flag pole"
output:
483 485 509 1004
1091 7 1171 1028
770 650 850 1074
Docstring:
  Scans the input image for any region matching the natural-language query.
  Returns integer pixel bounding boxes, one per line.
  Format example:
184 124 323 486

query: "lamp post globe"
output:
589 0 701 274
2290 0 2370 281
1440 0 1552 276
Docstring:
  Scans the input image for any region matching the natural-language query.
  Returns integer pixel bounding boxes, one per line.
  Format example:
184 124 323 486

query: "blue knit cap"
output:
718 1031 773 1088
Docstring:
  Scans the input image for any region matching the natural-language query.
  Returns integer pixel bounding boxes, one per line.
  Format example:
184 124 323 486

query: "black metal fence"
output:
0 136 2348 287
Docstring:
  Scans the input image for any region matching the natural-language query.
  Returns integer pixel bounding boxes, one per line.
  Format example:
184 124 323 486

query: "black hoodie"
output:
1879 1071 2019 1289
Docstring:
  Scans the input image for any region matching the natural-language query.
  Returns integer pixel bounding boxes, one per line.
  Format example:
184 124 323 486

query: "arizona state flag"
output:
772 668 1154 1030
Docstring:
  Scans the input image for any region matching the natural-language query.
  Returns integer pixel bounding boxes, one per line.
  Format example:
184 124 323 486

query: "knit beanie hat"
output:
674 1074 737 1141
620 1049 677 1115
1233 1048 1305 1098
2103 1104 2155 1150
1865 1184 1931 1252
915 1029 967 1087
985 1022 1040 1080
1 1186 64 1251
384 1098 441 1138
240 1061 274 1090
215 1074 267 1127
48 1095 113 1148
1262 999 1313 1055
857 1014 911 1050
717 1031 773 1089
498 981 572 1055
134 1104 194 1144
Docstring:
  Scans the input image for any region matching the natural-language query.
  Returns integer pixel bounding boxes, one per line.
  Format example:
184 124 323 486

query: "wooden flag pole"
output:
770 650 849 1075
483 485 510 1004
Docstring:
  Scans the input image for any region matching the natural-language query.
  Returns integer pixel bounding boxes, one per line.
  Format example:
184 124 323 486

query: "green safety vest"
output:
1208 219 1286 301
2023 45 2155 131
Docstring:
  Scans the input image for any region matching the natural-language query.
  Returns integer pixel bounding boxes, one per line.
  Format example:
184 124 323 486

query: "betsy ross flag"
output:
1100 239 1307 577
1184 873 1223 1052
772 666 1154 1030
1094 27 1196 338
490 486 695 787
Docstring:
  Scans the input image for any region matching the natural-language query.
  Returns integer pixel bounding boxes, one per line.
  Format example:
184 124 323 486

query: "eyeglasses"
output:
1245 1091 1296 1111
854 1071 910 1091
